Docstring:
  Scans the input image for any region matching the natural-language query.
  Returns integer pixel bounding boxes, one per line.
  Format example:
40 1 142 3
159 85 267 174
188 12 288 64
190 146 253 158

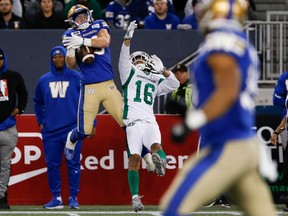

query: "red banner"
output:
10 114 199 205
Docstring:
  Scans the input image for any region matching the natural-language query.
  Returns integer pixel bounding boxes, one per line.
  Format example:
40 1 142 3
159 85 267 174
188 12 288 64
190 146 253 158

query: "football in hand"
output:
76 46 95 64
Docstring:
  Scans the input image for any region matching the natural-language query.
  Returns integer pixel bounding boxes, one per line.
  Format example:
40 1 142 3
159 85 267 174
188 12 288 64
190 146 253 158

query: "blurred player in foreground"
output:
119 20 179 212
160 0 277 215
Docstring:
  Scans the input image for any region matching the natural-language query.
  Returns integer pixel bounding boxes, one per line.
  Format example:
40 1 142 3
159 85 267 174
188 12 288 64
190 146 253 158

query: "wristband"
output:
273 131 279 135
185 109 207 130
83 38 92 47
66 49 75 57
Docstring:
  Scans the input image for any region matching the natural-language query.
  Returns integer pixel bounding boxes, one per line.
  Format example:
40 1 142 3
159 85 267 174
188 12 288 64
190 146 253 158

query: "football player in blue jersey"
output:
160 0 277 215
61 4 125 160
61 5 156 172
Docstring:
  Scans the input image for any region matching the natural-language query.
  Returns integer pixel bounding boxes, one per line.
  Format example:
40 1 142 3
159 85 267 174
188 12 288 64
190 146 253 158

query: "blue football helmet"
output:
198 0 248 32
66 4 93 30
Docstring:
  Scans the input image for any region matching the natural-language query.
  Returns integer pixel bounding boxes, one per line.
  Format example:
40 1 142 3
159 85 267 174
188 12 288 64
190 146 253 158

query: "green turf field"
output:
0 205 288 216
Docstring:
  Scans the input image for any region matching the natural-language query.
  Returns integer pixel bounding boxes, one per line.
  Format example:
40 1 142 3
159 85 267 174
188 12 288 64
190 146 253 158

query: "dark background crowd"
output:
0 0 258 30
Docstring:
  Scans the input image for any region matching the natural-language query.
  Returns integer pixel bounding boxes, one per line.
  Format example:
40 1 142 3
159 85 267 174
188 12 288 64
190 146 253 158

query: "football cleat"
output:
64 131 77 160
43 197 63 209
132 195 144 213
68 197 79 209
152 153 168 177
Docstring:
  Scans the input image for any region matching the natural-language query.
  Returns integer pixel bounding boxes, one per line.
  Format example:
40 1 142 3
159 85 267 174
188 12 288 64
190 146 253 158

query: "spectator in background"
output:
23 0 64 24
181 0 200 30
64 0 102 21
34 46 92 209
26 0 67 28
105 0 132 29
144 0 180 30
146 0 175 15
167 64 193 113
0 0 26 29
0 48 28 209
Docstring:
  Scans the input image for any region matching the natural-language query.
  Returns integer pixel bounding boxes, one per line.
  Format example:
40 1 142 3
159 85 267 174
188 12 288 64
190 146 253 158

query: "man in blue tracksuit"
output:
34 46 90 209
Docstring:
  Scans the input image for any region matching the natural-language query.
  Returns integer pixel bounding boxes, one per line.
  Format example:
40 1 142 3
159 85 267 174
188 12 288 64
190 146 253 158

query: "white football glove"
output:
62 35 84 49
150 54 164 74
123 20 137 40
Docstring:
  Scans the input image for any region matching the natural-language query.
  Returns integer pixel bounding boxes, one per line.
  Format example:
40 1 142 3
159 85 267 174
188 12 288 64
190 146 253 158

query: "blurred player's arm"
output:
185 53 240 129
172 53 239 142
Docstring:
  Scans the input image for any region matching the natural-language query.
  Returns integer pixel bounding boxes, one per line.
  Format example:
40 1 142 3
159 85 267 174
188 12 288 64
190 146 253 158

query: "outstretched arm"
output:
119 21 138 83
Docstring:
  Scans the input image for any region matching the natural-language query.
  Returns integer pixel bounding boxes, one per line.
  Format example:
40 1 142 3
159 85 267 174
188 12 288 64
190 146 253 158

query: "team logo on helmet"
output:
66 4 93 30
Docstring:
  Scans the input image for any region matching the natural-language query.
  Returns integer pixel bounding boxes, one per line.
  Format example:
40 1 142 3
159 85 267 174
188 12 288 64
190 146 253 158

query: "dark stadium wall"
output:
0 30 203 114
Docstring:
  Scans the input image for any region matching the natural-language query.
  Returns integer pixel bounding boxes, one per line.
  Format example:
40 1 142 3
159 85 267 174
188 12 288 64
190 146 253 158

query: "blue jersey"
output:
34 46 80 134
182 14 198 29
105 1 131 29
144 13 180 30
62 20 114 84
193 29 259 147
273 71 288 108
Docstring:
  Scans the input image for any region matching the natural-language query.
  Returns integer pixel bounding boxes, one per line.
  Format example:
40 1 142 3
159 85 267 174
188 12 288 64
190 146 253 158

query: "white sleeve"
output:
156 72 180 96
118 43 132 84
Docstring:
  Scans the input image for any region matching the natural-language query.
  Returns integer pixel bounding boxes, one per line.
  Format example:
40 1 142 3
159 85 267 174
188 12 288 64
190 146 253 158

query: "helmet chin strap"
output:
78 22 90 30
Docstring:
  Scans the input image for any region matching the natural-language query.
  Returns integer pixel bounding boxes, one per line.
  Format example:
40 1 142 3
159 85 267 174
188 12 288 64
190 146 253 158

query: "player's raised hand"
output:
123 20 138 40
150 55 164 74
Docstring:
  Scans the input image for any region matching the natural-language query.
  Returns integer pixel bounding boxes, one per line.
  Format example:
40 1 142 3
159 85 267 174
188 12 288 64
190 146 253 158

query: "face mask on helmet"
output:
199 0 248 32
130 51 152 72
66 4 93 30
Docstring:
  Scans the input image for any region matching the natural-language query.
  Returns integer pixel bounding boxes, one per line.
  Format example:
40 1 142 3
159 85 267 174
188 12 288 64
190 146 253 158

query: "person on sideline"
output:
167 63 193 113
34 46 94 209
272 71 288 211
119 20 180 212
0 48 28 209
160 0 277 215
